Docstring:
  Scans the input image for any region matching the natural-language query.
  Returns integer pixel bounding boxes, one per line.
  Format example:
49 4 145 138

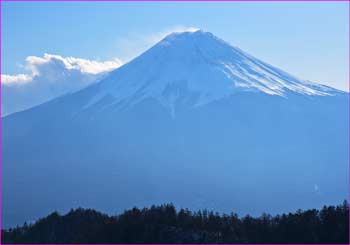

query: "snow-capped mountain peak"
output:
85 31 342 111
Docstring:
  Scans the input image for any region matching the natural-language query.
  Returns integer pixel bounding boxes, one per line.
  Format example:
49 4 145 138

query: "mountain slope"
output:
2 30 348 228
82 31 342 115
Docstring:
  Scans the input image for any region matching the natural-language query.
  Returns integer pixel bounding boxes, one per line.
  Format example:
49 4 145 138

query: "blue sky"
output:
2 1 349 90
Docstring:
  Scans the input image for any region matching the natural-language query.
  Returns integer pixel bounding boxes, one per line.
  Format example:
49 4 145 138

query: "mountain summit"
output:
3 30 348 228
85 30 341 114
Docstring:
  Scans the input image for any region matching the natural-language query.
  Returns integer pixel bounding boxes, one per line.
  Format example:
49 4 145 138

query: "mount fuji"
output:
3 30 348 228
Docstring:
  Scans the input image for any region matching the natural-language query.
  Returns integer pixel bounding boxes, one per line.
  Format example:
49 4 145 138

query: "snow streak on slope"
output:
84 30 342 112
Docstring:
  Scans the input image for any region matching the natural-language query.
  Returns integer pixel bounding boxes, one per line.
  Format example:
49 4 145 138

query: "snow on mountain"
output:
83 30 342 114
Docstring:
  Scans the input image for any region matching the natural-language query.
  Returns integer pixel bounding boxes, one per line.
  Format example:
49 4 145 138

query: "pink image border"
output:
0 0 348 244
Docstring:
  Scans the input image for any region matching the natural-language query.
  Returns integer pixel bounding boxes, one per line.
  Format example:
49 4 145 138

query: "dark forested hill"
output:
2 201 349 244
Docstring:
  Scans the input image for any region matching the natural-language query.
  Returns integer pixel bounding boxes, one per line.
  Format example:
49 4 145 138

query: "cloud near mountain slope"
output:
1 53 123 116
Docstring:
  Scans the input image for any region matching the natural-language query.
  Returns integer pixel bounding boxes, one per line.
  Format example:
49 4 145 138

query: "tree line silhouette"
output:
2 201 349 243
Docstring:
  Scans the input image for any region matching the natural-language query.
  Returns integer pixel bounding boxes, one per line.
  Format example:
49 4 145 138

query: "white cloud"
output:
1 53 123 116
145 26 200 45
1 27 199 116
1 74 32 84
114 26 200 62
